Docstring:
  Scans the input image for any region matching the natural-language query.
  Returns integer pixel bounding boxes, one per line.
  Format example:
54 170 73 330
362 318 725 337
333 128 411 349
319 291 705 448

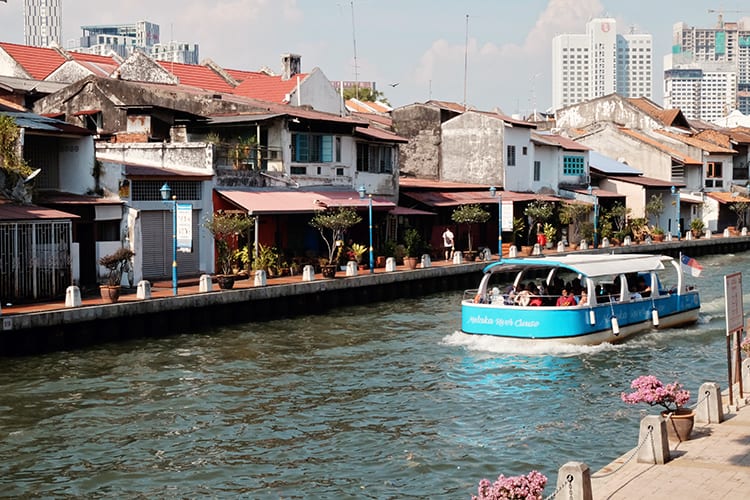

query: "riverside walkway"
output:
590 390 750 499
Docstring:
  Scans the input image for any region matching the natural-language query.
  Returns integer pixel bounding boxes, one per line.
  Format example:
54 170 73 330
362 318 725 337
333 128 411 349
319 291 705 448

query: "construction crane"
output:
707 9 750 28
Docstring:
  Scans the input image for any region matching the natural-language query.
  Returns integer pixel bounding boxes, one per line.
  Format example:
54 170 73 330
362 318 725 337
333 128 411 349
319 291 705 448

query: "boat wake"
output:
441 330 620 356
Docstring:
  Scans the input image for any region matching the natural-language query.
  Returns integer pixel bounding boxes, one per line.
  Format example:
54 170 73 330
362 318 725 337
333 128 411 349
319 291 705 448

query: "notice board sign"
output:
176 203 193 253
724 272 744 335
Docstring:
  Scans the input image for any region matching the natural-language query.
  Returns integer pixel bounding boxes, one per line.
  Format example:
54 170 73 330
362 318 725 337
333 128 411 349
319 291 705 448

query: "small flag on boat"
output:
681 254 703 277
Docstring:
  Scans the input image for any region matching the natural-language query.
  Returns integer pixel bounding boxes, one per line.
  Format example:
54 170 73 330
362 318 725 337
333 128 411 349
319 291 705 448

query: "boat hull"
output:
461 292 700 345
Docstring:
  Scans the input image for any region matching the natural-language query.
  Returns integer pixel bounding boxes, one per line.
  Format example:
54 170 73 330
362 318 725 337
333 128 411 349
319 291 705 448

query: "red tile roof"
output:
156 60 236 93
216 189 395 215
618 128 703 165
0 42 66 79
231 74 307 103
0 198 79 220
656 129 737 154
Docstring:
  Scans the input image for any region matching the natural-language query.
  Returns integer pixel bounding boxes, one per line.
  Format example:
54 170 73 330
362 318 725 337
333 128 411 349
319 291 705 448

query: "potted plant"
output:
524 200 554 247
650 225 665 242
472 470 547 500
645 193 665 238
690 218 705 239
542 223 556 249
451 204 490 261
621 375 693 442
349 242 367 268
203 212 255 289
729 201 748 233
403 228 423 269
559 202 591 248
98 247 135 303
309 207 362 278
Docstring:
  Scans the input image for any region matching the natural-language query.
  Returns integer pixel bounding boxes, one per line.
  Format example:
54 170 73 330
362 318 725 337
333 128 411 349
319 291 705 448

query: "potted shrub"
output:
645 193 665 238
451 204 490 261
729 201 748 233
690 218 705 238
99 247 135 303
559 202 592 248
621 375 693 442
403 228 423 269
203 211 255 289
542 223 556 249
650 225 665 242
524 200 554 247
309 207 362 278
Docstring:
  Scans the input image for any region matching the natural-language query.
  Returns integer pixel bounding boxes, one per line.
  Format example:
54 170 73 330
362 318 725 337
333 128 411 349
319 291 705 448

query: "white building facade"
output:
671 19 750 114
23 0 62 47
552 18 653 111
663 59 737 121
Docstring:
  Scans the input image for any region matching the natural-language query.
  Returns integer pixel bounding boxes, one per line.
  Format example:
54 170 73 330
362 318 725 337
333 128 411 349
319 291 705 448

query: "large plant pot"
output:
216 275 236 289
404 257 418 269
321 265 337 279
662 408 695 442
100 285 121 304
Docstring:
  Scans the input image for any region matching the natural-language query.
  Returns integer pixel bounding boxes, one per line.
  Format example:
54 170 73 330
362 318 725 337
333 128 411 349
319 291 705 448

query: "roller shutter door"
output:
141 210 200 280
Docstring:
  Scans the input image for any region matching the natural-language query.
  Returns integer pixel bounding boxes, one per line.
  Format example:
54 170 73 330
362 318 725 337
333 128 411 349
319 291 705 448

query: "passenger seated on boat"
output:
637 277 651 298
527 283 543 307
630 286 642 300
490 287 502 304
577 289 589 306
556 287 577 306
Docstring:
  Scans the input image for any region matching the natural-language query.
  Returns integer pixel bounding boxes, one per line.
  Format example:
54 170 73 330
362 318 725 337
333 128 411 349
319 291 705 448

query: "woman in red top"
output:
556 287 577 307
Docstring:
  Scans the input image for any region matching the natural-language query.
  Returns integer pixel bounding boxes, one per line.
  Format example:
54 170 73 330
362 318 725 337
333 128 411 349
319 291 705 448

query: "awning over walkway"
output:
389 206 436 216
706 192 750 204
402 190 559 207
0 200 79 221
215 189 396 215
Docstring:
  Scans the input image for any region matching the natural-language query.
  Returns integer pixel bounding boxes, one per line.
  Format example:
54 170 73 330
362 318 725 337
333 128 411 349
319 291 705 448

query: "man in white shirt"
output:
442 228 454 260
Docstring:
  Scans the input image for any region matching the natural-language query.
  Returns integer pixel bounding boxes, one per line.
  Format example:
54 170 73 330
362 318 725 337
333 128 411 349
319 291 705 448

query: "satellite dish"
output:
23 168 41 183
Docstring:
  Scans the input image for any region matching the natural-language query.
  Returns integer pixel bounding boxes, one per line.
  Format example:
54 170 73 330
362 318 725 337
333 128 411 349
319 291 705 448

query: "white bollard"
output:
136 280 151 299
624 235 632 246
724 228 730 237
637 415 670 464
508 245 518 258
601 237 610 248
557 241 565 253
199 274 213 292
65 285 81 308
302 265 316 282
705 229 712 239
385 257 397 272
685 231 692 241
556 462 593 500
645 236 653 244
579 240 589 250
666 233 673 242
743 227 748 236
254 270 267 287
346 261 358 276
452 251 464 264
421 254 432 268
532 243 542 255
696 382 724 424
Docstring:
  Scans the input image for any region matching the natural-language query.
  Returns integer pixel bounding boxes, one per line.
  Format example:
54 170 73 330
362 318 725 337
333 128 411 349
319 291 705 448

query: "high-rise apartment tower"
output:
24 0 62 47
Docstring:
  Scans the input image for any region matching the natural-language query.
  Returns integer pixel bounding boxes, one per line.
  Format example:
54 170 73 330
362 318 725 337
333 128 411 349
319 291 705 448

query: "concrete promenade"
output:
590 390 750 499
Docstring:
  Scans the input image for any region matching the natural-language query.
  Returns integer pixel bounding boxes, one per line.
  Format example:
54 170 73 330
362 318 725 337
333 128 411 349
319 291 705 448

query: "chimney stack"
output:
281 53 301 81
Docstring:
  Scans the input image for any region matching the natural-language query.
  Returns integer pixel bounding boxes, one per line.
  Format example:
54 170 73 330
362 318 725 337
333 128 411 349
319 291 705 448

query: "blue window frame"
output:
563 155 585 175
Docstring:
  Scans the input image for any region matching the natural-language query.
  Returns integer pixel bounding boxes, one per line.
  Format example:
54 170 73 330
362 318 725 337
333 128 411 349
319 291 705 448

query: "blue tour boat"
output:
461 253 700 345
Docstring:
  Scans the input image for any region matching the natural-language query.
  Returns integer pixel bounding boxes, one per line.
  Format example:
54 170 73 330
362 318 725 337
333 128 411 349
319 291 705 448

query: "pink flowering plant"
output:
472 470 547 500
621 375 690 413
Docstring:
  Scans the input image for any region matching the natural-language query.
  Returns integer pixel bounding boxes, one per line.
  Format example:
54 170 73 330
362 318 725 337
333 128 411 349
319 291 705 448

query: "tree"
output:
559 202 592 244
645 194 664 229
309 207 362 264
342 86 390 105
729 201 749 229
203 212 255 275
451 204 490 252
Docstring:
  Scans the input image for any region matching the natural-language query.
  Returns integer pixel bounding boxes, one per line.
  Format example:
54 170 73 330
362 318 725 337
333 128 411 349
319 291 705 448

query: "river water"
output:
0 252 747 498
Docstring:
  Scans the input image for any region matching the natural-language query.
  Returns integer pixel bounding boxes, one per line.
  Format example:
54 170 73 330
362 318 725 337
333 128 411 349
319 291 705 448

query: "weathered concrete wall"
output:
392 104 442 179
556 95 661 130
441 112 504 185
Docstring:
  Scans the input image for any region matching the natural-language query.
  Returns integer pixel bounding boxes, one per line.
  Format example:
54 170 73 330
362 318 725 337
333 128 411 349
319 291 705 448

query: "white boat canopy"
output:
483 254 669 278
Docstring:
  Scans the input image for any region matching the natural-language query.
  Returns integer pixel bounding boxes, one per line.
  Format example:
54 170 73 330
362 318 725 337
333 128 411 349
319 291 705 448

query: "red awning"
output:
402 190 559 207
216 189 396 215
0 200 79 221
389 206 436 216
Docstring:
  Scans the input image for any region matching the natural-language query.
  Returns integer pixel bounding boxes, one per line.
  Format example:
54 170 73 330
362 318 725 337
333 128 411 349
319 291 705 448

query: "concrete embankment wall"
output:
1 236 749 356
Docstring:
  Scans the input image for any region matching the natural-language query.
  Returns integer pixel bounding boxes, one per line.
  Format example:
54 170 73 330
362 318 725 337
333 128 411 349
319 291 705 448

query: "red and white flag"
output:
680 254 703 277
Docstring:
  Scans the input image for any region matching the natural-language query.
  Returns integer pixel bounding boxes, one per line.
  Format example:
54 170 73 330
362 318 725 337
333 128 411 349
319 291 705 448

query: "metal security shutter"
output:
141 210 200 280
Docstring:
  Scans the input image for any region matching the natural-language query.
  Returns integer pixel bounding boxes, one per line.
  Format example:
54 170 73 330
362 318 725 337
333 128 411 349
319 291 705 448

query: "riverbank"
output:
1 234 749 356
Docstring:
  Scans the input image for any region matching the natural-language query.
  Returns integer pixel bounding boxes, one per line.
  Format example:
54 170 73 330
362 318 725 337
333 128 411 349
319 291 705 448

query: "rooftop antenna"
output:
351 1 359 99
463 14 469 111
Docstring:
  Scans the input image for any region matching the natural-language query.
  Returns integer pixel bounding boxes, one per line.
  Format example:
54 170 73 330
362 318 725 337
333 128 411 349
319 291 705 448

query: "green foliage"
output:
542 222 556 242
342 86 390 105
523 201 555 225
729 201 749 228
645 194 664 228
309 207 363 263
99 248 135 286
203 212 255 275
559 202 592 243
252 243 281 273
403 228 424 257
451 204 491 251
0 115 33 178
512 217 525 245
690 218 705 234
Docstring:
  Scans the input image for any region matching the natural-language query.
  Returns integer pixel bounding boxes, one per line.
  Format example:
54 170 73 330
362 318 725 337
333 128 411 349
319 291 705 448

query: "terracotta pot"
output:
100 285 121 303
375 256 386 268
404 257 418 269
662 408 695 442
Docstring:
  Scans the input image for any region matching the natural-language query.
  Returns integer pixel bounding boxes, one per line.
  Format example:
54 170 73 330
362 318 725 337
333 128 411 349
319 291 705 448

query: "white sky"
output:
1 0 748 114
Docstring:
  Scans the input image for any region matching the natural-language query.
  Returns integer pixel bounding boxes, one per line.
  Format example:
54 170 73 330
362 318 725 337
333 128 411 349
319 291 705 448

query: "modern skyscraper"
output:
670 18 750 115
24 0 62 47
552 18 653 111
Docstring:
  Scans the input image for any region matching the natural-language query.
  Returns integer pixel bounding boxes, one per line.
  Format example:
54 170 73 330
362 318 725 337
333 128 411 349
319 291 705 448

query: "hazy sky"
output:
1 0 747 114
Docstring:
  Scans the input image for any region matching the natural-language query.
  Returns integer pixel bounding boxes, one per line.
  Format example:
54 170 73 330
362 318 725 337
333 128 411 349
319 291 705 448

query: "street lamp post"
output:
489 186 502 260
358 185 375 273
160 182 178 296
671 185 681 239
588 185 599 248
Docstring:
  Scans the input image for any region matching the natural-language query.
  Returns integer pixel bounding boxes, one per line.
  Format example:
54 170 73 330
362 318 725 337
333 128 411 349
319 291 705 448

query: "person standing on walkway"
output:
442 227 454 260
